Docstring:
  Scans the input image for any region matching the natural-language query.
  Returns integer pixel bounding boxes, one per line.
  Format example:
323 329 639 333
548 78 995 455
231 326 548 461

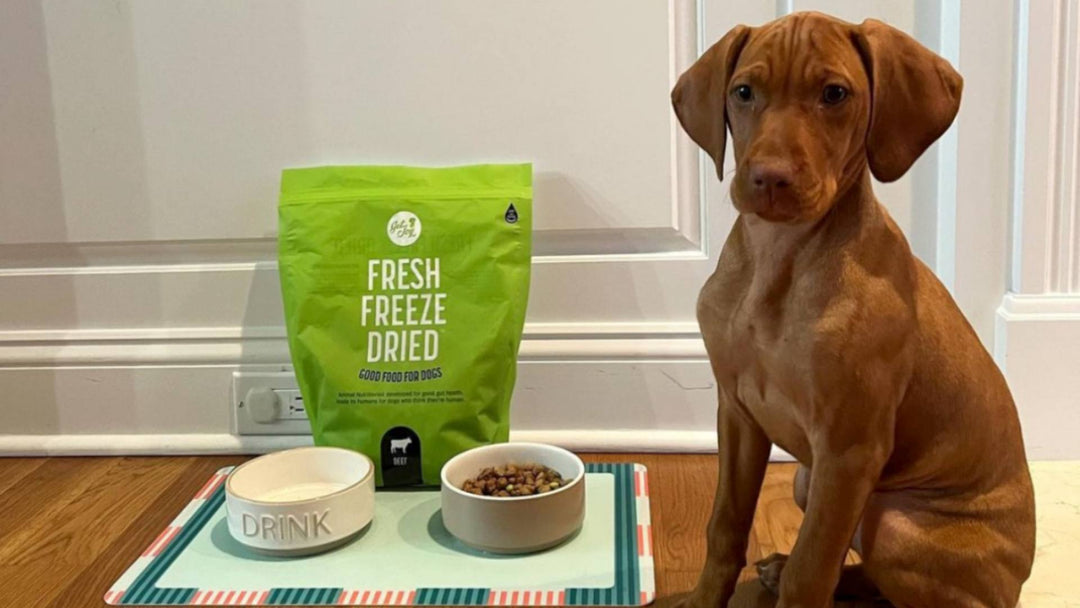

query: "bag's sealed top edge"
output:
280 163 532 204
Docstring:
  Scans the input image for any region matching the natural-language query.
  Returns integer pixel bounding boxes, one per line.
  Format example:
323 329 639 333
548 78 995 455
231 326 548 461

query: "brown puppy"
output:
671 12 1035 608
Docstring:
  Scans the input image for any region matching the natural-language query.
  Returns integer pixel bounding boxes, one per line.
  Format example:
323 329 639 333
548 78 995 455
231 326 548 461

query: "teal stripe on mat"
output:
620 461 640 604
266 587 342 605
567 463 639 606
162 588 193 605
122 487 224 604
613 462 624 605
415 588 489 605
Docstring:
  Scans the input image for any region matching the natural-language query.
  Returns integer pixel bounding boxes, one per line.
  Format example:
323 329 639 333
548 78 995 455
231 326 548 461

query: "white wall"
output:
0 0 1069 458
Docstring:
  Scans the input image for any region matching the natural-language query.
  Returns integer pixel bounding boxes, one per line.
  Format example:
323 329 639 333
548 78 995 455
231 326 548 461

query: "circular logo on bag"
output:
387 211 421 246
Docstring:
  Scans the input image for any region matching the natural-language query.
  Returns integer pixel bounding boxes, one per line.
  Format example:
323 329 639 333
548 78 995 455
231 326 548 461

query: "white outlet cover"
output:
232 371 312 436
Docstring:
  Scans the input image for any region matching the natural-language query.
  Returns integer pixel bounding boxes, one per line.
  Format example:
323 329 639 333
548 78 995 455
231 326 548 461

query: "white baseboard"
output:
0 430 796 461
995 294 1080 460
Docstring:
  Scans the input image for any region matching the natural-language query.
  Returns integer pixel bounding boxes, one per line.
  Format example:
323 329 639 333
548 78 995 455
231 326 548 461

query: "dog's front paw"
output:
755 552 788 596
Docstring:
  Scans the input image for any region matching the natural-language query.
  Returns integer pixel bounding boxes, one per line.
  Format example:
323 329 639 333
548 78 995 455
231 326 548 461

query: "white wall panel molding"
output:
1010 0 1080 295
670 0 709 255
0 229 711 272
0 322 706 368
1045 0 1080 294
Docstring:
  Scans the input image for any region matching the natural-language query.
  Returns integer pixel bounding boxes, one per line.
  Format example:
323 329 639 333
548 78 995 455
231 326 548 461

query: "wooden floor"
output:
0 454 846 608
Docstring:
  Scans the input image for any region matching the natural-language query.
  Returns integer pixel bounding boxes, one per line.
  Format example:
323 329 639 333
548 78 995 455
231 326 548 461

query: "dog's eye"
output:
822 85 848 105
731 85 753 103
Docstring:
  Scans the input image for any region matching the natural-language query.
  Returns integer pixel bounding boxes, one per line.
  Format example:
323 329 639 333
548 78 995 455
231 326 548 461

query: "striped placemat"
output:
105 463 654 606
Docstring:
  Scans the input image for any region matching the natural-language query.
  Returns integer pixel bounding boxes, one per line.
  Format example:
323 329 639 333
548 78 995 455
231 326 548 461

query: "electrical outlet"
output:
233 372 311 435
277 389 308 420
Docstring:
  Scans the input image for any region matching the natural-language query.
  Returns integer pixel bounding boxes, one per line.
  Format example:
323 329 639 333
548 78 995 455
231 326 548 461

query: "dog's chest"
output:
698 273 814 460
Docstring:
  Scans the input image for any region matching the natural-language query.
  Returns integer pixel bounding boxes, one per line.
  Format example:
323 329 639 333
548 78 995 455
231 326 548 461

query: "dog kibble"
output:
461 463 567 497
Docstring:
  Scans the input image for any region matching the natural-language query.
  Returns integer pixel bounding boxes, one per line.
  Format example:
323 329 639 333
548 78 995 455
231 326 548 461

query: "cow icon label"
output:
380 427 422 486
390 437 412 455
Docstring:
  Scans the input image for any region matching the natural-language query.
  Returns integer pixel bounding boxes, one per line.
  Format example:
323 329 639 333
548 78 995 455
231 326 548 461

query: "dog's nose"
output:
749 160 795 190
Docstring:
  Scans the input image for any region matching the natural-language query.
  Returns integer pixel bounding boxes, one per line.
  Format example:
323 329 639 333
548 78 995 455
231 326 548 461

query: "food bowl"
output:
225 446 375 556
440 442 586 554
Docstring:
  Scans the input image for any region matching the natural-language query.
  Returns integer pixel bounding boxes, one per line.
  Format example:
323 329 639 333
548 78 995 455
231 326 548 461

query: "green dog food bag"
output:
278 164 532 486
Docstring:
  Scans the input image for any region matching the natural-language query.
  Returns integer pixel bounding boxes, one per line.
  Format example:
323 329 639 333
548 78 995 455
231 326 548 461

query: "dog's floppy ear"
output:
671 25 751 181
852 19 963 183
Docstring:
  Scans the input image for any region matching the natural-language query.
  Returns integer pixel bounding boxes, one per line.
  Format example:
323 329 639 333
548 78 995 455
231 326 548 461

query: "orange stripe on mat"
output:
143 527 172 557
194 474 225 499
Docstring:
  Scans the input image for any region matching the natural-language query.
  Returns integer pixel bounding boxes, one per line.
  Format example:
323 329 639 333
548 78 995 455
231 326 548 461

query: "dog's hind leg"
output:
858 492 1031 608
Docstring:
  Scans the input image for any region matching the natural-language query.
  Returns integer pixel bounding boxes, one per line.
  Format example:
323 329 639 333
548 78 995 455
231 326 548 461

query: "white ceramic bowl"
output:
225 446 375 556
440 442 586 554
